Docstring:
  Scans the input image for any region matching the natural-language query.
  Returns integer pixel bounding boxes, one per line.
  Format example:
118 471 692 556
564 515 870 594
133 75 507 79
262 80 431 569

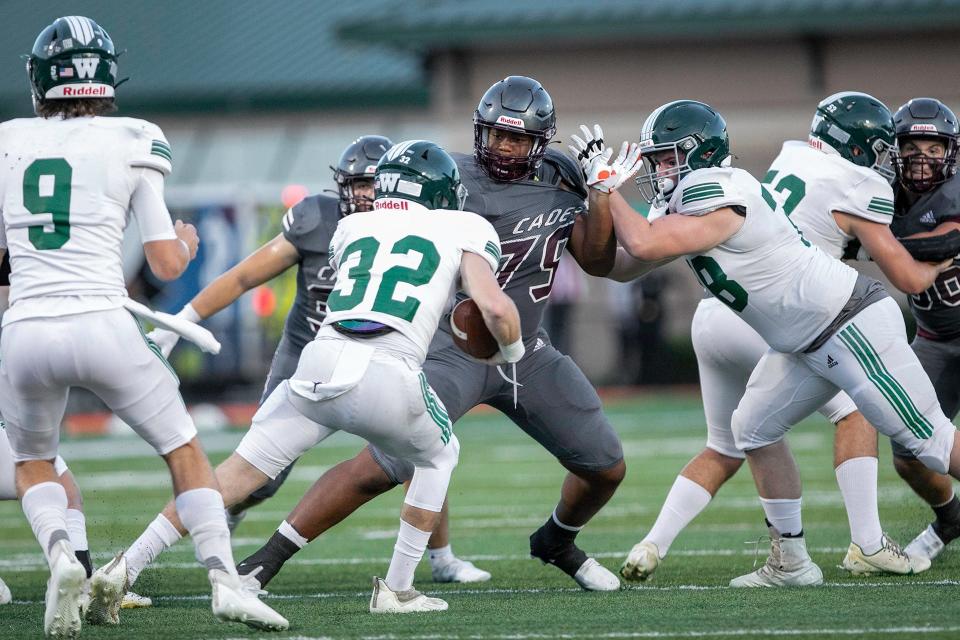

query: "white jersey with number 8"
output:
0 116 175 323
669 167 858 353
324 197 501 363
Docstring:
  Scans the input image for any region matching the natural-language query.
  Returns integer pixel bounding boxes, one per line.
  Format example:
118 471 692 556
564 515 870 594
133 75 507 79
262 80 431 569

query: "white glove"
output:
145 303 201 358
568 124 606 172
147 327 181 358
586 142 644 193
479 338 525 366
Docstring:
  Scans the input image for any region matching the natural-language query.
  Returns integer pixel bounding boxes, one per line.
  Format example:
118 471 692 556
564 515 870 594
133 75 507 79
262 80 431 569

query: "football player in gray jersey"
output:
121 136 497 598
888 98 960 565
235 76 629 592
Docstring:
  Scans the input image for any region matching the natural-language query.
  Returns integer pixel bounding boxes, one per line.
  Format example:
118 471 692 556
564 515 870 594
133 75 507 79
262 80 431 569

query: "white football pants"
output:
733 298 956 473
0 307 197 461
693 297 857 459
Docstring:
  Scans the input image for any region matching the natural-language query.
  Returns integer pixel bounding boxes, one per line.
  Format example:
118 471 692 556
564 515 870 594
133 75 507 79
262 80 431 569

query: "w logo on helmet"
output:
73 57 99 79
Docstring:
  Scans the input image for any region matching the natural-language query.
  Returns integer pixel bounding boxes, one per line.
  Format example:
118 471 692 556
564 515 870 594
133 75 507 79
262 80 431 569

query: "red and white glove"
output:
585 142 643 193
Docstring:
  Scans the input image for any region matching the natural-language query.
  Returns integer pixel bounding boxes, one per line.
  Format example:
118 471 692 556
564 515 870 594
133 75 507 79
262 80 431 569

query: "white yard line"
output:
8 580 960 606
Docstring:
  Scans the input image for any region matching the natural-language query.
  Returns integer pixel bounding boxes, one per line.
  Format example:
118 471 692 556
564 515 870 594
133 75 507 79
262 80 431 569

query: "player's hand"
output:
175 220 199 260
586 142 643 193
478 339 525 365
146 327 180 358
569 124 606 172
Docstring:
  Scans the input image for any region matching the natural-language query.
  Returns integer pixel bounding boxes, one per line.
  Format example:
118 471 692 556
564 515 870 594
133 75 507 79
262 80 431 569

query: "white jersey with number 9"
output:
0 116 175 324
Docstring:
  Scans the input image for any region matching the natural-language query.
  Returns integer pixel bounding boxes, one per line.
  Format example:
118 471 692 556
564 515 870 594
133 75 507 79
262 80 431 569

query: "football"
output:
451 298 498 359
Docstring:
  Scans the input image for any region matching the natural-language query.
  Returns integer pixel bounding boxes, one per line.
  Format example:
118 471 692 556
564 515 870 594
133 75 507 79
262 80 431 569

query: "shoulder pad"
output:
283 195 329 238
123 118 173 176
672 167 748 216
542 148 588 199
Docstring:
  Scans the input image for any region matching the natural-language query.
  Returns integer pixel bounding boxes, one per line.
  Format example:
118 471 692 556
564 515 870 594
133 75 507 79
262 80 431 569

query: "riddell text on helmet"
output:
60 86 108 96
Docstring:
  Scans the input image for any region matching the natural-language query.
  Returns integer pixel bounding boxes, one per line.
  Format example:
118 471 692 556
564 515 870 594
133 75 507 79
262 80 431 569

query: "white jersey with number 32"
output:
766 140 896 258
324 198 501 362
669 167 858 353
0 116 175 322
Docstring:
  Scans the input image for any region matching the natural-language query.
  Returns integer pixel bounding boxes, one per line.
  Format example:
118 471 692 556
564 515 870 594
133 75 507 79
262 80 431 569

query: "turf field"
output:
1 392 958 639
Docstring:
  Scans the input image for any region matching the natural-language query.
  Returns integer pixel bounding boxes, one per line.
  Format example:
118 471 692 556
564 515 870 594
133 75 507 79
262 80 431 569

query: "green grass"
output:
1 392 958 639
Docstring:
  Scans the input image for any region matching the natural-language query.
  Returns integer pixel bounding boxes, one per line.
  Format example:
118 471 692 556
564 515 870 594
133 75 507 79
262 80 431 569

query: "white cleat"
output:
44 540 86 639
620 541 661 582
0 576 11 605
369 577 448 613
120 591 153 609
573 558 621 591
209 568 288 631
730 532 823 588
904 525 945 570
85 552 128 625
841 534 922 575
431 557 492 583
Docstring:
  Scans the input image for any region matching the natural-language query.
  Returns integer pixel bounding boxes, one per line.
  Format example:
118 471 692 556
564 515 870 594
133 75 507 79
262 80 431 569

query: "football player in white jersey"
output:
0 17 287 635
602 100 960 587
98 140 522 614
1 256 94 607
620 93 948 582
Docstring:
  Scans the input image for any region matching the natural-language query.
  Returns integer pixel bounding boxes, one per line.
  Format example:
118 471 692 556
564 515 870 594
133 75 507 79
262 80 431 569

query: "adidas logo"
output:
534 338 546 352
920 210 937 226
827 355 838 369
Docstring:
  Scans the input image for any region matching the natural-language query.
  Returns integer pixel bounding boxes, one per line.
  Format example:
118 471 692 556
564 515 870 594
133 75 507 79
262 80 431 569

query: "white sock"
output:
428 544 454 567
175 488 236 577
385 519 431 592
643 475 713 558
278 520 308 549
126 513 183 586
760 497 803 537
835 456 883 554
22 481 72 566
65 509 88 552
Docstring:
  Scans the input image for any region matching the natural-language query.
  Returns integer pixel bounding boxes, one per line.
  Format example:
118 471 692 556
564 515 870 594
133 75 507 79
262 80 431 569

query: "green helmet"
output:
635 100 731 203
374 140 467 211
809 92 895 181
27 16 120 105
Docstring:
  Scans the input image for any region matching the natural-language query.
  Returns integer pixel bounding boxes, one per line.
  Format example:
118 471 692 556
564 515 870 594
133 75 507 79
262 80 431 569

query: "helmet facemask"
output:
473 120 552 182
635 141 691 203
334 174 375 216
893 135 958 193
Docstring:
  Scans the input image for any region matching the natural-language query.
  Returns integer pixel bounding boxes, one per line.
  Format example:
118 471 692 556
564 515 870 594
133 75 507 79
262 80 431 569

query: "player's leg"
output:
0 319 86 637
819 300 958 476
226 339 303 530
239 336 490 589
896 334 960 563
86 310 287 630
729 349 838 587
491 341 623 591
0 423 13 605
623 300 752 581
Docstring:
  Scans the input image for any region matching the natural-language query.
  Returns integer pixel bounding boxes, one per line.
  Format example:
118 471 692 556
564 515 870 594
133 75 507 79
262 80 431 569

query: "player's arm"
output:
134 168 198 281
901 219 960 240
836 212 951 294
459 251 522 360
187 234 300 319
604 192 676 280
611 195 743 262
567 190 617 277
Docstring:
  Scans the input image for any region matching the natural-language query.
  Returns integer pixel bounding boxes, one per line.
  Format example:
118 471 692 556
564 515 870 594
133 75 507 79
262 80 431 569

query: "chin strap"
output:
495 363 523 408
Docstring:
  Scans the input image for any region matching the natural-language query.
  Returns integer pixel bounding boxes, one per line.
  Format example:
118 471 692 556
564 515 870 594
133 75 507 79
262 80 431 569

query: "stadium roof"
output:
0 1 426 120
338 0 960 46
